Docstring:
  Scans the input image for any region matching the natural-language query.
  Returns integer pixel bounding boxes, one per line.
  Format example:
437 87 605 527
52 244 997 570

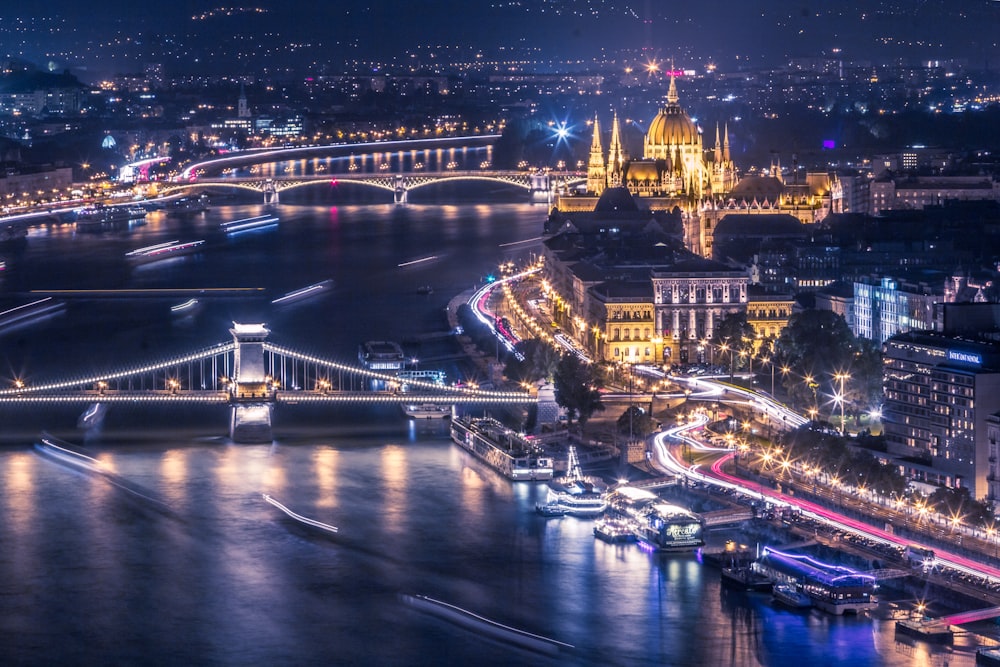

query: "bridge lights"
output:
167 378 180 394
97 381 108 395
316 378 331 393
13 378 24 394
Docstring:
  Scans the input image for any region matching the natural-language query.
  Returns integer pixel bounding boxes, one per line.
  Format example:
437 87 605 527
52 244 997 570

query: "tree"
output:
711 312 756 375
774 309 856 407
503 338 560 384
616 405 659 440
552 353 604 428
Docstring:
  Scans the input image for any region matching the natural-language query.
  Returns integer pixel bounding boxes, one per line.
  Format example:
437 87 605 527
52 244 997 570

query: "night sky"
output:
1 1 998 73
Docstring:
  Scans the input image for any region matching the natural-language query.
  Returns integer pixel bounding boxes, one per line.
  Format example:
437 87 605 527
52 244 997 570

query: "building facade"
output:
882 332 1000 502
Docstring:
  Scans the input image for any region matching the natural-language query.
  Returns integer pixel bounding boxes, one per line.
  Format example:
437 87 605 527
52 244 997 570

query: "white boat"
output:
170 298 200 314
772 584 813 609
271 280 333 304
450 415 553 481
125 239 205 261
402 403 452 419
536 445 608 517
0 297 65 329
220 214 279 233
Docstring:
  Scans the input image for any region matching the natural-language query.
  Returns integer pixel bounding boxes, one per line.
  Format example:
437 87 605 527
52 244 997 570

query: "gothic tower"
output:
587 115 607 195
607 112 627 187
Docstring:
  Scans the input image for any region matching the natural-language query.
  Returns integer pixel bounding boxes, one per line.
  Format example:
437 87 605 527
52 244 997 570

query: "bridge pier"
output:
263 179 279 204
394 174 407 204
229 322 274 443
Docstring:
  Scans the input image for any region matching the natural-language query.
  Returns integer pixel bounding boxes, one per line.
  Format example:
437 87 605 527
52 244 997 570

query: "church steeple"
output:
238 83 249 119
607 111 627 186
587 115 607 195
723 123 731 162
714 124 722 164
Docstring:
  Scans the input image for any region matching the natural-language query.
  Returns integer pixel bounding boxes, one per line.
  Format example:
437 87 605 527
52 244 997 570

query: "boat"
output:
402 403 452 419
125 239 205 262
603 485 705 552
536 445 608 517
170 298 200 314
450 415 554 481
756 547 877 615
271 280 333 305
220 214 279 233
772 583 813 609
593 518 636 543
75 204 146 230
401 594 573 656
170 194 209 212
262 493 338 535
721 567 773 592
358 340 406 372
0 297 65 329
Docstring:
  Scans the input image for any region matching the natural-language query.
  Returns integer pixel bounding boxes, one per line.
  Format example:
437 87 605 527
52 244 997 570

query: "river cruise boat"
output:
76 204 146 230
757 547 877 615
450 415 553 481
536 445 608 517
604 486 705 552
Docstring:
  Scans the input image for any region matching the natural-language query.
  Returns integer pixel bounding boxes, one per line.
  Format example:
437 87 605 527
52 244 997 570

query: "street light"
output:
833 371 850 434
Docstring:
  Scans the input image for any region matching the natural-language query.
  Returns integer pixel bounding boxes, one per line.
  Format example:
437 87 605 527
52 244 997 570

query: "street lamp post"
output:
834 371 850 434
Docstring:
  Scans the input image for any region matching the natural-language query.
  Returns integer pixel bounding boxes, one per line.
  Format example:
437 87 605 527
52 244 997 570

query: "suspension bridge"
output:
0 322 535 442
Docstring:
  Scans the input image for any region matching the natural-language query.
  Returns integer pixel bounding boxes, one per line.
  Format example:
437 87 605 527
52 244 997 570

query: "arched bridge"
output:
0 323 535 442
161 171 586 204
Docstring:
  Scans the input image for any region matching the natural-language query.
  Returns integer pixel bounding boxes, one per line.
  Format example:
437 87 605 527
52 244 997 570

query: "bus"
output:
904 545 935 570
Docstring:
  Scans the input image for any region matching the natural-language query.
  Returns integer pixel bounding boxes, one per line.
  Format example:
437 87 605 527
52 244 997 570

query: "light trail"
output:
398 255 439 267
498 236 544 247
649 409 1000 587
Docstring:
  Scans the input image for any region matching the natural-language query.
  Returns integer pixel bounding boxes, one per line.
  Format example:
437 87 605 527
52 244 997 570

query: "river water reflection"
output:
0 194 981 665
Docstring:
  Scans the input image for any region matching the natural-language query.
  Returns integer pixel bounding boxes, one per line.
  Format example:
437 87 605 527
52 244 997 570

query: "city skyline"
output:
1 1 998 78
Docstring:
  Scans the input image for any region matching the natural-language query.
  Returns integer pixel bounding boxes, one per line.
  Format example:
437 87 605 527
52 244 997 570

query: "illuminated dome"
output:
646 106 699 146
645 76 699 147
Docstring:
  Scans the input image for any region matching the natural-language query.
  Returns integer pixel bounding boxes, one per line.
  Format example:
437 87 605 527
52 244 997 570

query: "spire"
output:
714 123 722 164
607 111 626 180
590 115 602 153
587 115 607 195
723 123 731 162
667 74 679 106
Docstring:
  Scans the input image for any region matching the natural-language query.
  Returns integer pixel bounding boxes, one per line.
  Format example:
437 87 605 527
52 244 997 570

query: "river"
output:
0 188 984 665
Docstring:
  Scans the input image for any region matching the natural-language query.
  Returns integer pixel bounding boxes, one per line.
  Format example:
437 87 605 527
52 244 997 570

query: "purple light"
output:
822 139 836 150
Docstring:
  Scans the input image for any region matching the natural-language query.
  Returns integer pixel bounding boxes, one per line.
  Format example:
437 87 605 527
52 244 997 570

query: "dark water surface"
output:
0 196 980 665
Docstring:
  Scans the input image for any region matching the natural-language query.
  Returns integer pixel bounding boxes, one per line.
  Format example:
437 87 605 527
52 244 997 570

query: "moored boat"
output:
604 485 705 552
772 583 813 609
721 567 773 593
593 518 636 543
402 403 452 419
75 204 146 230
450 415 553 481
536 445 608 517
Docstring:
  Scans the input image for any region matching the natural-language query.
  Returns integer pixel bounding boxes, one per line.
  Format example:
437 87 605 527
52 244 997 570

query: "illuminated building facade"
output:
882 331 1000 503
569 76 841 257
